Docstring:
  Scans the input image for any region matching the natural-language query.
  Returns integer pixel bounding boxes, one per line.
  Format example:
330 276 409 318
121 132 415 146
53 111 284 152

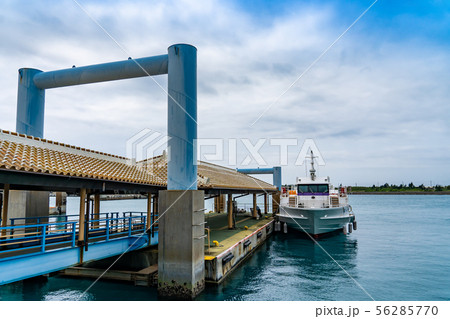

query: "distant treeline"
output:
350 183 450 193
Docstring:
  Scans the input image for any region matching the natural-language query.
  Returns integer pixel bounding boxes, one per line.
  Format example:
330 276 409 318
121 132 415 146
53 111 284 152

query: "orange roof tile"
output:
0 129 276 192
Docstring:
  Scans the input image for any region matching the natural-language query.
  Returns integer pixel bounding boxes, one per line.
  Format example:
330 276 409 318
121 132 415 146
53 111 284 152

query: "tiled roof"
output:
0 130 164 186
138 156 277 191
0 130 276 191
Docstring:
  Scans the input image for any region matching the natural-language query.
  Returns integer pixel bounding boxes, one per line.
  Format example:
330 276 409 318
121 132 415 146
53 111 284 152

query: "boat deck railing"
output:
236 202 273 212
281 195 349 209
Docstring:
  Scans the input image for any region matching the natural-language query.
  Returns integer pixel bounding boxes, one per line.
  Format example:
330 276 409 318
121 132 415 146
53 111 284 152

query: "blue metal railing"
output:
0 221 77 255
0 212 158 258
87 215 148 241
9 212 119 226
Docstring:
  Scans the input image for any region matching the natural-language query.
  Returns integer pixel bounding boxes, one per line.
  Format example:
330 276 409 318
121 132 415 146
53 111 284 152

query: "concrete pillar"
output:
1 184 10 237
158 190 205 299
227 194 233 229
252 193 257 219
8 191 50 224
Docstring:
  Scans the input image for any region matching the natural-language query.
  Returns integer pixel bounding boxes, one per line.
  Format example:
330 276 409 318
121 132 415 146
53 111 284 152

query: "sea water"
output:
1 195 449 301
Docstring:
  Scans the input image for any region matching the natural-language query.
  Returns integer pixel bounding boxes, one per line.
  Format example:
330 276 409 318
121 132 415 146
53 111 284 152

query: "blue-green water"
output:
1 195 449 301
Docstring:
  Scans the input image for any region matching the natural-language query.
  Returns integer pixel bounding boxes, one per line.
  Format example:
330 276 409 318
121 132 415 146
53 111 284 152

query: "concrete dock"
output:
59 211 274 288
204 212 274 284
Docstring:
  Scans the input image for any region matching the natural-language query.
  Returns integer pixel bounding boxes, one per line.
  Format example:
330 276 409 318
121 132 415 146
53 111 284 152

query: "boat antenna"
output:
309 150 316 181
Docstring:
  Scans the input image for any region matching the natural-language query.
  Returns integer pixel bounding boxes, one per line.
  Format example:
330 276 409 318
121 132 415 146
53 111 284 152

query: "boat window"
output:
297 184 329 194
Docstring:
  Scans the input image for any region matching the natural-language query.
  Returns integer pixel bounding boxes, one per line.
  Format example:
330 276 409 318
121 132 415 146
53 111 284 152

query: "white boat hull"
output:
278 205 354 236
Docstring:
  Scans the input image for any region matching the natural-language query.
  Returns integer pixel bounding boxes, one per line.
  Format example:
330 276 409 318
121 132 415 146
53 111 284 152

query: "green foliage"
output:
349 183 449 193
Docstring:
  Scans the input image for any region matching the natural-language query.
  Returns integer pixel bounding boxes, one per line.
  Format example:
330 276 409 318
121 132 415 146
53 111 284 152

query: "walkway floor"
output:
204 212 273 257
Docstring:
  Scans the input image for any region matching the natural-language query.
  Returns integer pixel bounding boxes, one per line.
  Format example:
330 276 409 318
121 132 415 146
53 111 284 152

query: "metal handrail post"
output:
41 224 46 252
71 222 76 247
106 219 110 241
10 219 15 239
128 217 132 237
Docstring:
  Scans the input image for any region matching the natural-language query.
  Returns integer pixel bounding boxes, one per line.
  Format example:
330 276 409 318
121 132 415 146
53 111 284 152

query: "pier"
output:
0 43 281 299
0 130 277 298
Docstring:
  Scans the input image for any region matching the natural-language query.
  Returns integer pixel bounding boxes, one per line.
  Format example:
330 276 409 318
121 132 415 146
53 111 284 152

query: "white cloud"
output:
0 0 448 186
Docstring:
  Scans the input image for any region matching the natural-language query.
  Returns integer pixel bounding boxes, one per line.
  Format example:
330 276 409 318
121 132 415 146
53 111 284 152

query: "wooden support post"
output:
272 192 280 215
56 192 62 209
152 194 158 236
94 193 100 229
55 192 67 214
85 193 90 251
220 194 226 213
227 194 233 229
252 193 257 219
78 188 86 245
152 194 158 222
1 184 10 237
147 193 152 231
264 193 268 214
214 196 218 213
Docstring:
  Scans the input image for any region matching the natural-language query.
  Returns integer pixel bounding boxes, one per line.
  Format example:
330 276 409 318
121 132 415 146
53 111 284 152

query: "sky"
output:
0 0 449 187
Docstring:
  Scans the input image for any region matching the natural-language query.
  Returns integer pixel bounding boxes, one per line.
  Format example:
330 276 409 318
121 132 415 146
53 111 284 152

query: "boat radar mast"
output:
309 150 316 181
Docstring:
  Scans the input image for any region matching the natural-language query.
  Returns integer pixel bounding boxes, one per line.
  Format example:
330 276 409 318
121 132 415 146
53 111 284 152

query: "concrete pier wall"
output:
205 220 273 283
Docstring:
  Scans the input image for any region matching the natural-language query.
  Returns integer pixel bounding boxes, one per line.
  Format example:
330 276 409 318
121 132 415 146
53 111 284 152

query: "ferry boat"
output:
277 150 356 238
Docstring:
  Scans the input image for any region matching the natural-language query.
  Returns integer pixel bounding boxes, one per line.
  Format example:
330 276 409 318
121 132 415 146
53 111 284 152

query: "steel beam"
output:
237 166 282 191
237 168 275 175
16 46 197 192
273 166 282 191
33 55 168 89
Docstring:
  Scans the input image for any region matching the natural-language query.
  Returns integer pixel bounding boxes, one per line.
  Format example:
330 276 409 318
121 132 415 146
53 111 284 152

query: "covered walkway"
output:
0 129 277 285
